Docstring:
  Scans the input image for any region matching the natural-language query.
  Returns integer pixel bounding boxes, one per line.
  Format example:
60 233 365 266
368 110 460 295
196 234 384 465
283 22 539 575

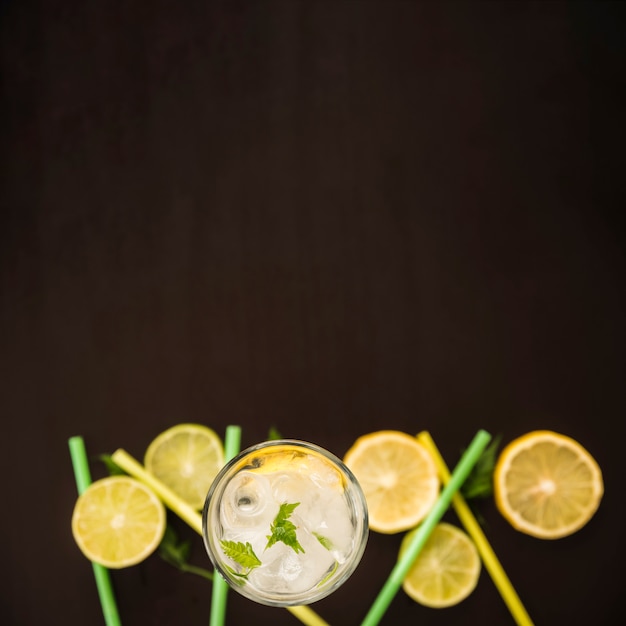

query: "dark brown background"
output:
1 1 624 624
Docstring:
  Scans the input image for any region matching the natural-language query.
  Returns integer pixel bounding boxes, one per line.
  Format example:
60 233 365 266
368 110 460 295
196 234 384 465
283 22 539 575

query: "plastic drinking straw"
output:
417 431 534 626
286 605 331 626
360 429 492 626
111 448 203 534
111 436 329 626
68 436 122 626
210 425 241 626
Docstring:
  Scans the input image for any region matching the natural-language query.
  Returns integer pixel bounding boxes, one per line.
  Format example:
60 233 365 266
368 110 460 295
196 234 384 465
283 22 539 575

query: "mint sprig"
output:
160 525 214 581
266 502 305 554
220 540 262 576
461 434 502 500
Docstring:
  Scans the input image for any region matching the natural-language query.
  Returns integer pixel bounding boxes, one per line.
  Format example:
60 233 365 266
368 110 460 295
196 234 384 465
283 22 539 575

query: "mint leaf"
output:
268 426 283 440
220 540 262 571
223 565 248 586
313 532 333 551
159 525 191 565
266 502 305 554
159 523 213 581
275 502 300 521
461 434 502 500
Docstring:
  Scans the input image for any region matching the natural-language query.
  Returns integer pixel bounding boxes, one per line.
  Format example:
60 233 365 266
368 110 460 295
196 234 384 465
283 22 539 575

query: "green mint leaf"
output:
158 524 191 566
224 565 248 586
268 426 283 440
266 502 305 554
461 434 502 501
179 563 214 581
276 502 300 523
220 540 262 570
313 532 333 551
158 523 213 581
266 523 295 549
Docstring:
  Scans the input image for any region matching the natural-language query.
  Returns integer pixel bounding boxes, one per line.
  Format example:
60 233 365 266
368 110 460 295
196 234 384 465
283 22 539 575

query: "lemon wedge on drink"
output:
343 430 439 533
493 430 604 539
144 423 224 510
400 522 481 608
72 476 166 568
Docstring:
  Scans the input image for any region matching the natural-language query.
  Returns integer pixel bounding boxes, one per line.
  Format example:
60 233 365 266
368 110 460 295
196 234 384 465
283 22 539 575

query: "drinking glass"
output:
202 439 369 606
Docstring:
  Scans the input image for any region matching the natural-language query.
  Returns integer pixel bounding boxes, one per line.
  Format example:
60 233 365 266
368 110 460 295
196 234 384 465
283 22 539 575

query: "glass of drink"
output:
202 439 369 606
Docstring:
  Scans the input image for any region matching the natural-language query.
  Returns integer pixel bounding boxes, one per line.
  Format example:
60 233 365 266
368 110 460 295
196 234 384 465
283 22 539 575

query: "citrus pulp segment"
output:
400 522 481 608
71 476 166 568
343 430 439 533
493 430 604 539
144 423 224 509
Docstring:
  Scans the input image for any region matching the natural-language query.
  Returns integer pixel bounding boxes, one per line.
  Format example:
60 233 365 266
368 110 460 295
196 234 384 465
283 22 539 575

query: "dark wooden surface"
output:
2 1 624 624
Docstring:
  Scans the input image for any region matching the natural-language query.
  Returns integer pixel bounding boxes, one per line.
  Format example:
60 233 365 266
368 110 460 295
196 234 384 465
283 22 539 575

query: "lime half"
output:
144 423 224 509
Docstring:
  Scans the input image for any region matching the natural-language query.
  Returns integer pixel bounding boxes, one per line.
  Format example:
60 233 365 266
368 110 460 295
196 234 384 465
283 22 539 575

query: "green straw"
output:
68 436 122 626
210 425 242 626
360 429 492 626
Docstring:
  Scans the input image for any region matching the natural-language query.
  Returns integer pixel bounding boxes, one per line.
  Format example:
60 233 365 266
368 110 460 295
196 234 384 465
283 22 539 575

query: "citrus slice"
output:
72 476 166 568
343 430 439 533
493 430 604 539
400 522 481 608
144 423 224 509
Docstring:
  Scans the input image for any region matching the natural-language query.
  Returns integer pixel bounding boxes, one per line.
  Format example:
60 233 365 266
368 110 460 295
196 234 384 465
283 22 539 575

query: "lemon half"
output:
494 430 604 539
344 430 439 533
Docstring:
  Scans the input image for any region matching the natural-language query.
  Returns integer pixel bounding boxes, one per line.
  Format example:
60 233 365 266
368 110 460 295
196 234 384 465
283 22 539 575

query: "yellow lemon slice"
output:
72 476 166 568
400 522 481 608
343 430 439 533
144 423 224 510
493 430 604 539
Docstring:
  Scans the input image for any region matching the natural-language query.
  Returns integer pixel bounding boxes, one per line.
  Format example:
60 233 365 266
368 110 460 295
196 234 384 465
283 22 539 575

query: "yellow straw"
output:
110 448 330 626
112 449 202 533
287 605 331 626
416 431 534 626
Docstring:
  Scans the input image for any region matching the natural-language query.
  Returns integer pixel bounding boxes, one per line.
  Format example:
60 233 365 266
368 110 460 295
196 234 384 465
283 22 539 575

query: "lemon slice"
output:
343 430 439 533
144 423 224 510
72 476 166 568
400 522 481 608
493 430 604 539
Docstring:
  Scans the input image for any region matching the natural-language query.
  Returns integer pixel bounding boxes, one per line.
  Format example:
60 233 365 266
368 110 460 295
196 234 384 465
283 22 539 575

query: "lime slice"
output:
72 476 166 568
144 423 224 509
400 522 481 608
